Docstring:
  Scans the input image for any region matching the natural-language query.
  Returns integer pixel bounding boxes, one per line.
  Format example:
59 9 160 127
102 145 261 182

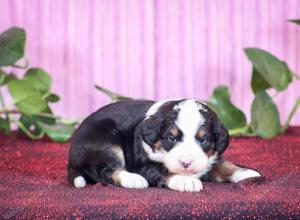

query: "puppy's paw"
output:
74 176 86 188
167 175 203 192
231 168 261 183
118 171 149 189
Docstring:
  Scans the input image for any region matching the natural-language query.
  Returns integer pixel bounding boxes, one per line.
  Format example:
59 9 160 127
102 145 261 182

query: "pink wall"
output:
1 0 300 124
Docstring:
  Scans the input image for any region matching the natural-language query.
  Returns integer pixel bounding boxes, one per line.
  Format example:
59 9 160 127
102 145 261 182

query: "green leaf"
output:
0 27 26 66
0 117 10 133
24 68 51 94
251 67 271 94
208 86 247 130
0 70 17 86
19 105 55 135
244 48 293 91
251 90 281 138
289 19 300 25
45 93 60 102
8 79 46 114
37 121 74 142
95 85 132 101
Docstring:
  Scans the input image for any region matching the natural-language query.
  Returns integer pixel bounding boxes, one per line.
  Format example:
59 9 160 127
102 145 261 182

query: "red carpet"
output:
1 128 300 219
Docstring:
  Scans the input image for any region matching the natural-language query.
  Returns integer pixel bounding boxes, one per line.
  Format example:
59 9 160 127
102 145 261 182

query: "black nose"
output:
179 160 192 168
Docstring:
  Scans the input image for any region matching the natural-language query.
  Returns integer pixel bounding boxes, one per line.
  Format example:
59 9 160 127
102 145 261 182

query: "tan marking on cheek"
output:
154 140 161 150
210 161 240 182
197 129 206 139
154 141 168 155
206 150 215 157
170 127 179 137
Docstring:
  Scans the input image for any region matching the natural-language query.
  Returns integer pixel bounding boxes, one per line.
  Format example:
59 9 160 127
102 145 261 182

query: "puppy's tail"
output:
67 166 86 188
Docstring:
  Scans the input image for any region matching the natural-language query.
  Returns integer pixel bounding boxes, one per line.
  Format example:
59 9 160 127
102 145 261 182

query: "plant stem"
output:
293 73 300 81
281 96 300 133
0 89 5 109
0 109 60 119
13 119 44 139
229 124 256 137
0 88 9 121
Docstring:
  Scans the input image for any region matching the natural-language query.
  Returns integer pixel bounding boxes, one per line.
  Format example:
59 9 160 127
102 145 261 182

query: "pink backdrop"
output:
1 0 300 124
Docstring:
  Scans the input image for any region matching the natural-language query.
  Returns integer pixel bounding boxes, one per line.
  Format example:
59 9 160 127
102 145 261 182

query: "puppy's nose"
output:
179 160 193 168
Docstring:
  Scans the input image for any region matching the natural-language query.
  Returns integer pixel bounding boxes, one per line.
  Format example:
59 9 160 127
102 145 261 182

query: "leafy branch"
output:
0 27 79 142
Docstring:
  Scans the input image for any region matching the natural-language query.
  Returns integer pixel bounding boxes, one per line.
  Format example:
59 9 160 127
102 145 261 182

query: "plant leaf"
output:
244 48 293 91
0 27 26 66
251 90 281 138
45 93 60 102
95 85 132 101
19 105 55 135
208 86 247 130
24 68 51 94
251 67 271 94
289 19 300 25
0 117 10 133
0 70 17 86
37 121 74 142
8 79 46 114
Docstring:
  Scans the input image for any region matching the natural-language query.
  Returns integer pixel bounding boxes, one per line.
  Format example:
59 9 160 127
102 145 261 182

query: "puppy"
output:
67 99 261 192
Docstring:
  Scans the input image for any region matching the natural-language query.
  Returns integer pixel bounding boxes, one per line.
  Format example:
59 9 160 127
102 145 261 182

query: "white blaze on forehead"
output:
145 99 181 118
174 99 205 136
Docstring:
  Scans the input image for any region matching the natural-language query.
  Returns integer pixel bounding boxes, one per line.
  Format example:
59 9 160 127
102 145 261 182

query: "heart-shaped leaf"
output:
0 27 26 66
37 121 75 142
208 86 247 130
8 79 46 114
251 90 281 138
24 68 51 94
0 117 10 133
244 48 293 91
251 67 271 94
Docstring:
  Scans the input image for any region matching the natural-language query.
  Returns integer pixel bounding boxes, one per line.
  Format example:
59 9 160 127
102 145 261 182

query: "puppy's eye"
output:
199 136 207 144
168 135 177 143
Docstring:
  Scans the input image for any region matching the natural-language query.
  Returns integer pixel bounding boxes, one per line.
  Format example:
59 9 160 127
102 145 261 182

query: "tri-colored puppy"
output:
68 99 260 192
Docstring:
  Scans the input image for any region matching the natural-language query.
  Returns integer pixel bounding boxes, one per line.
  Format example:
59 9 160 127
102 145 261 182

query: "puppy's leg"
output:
106 145 148 189
67 166 87 188
111 169 149 189
208 160 261 183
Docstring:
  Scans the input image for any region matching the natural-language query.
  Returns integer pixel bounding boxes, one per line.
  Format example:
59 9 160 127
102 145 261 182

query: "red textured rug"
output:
1 127 300 219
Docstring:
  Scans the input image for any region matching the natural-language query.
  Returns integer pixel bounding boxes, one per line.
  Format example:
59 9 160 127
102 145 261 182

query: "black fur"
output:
67 99 229 188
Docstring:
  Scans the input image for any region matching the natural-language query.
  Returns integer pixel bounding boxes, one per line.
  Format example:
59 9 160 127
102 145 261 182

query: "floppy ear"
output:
141 116 162 147
213 120 229 155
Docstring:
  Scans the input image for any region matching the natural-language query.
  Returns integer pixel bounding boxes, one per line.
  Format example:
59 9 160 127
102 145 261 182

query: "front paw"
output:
167 175 203 192
231 168 261 183
118 171 149 189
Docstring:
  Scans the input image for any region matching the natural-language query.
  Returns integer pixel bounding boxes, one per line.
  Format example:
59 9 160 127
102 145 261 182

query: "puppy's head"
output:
141 99 229 177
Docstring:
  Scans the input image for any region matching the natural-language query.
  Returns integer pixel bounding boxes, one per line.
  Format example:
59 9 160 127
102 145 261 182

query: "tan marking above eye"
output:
198 129 206 138
170 127 179 137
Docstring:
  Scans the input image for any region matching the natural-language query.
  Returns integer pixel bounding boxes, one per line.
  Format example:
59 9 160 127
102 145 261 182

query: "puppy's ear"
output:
141 116 162 147
213 119 229 155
